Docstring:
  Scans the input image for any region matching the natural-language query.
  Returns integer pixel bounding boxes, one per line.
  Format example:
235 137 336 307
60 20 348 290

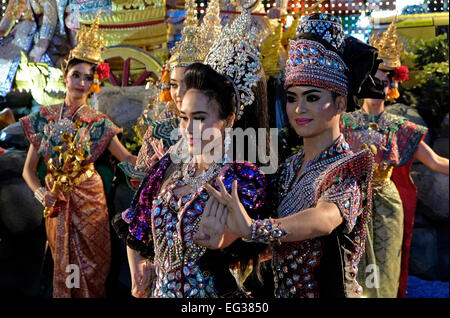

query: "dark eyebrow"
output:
180 111 208 115
302 89 321 95
72 71 93 76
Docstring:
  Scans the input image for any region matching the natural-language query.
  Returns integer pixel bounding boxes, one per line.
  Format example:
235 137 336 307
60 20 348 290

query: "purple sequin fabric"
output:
122 157 267 298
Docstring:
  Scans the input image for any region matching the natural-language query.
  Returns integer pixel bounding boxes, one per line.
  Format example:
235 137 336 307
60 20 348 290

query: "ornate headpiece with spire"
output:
67 9 106 66
369 17 409 101
204 9 262 120
199 0 222 58
369 17 403 70
167 0 205 70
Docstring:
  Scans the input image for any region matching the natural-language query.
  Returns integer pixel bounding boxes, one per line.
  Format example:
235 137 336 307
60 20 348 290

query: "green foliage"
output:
123 126 143 155
400 34 449 130
412 34 449 66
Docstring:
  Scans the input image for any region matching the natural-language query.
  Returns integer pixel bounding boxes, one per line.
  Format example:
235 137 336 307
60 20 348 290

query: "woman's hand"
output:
194 197 228 249
43 190 58 207
151 139 166 160
130 259 154 298
205 178 252 240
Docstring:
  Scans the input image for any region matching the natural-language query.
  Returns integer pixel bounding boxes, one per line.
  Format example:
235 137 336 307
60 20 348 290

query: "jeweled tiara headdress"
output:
204 9 262 120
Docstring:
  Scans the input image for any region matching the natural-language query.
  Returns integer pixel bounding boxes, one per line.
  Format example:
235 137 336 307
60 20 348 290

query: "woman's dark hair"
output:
184 62 270 164
184 63 236 120
183 62 270 285
64 58 96 76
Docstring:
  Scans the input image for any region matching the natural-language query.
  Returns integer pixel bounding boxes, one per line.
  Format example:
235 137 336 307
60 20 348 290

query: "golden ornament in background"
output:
369 16 404 71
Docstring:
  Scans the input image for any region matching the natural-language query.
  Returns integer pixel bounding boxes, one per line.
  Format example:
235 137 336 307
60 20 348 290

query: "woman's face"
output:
286 86 344 139
179 89 232 158
64 62 94 101
375 69 391 97
170 66 186 111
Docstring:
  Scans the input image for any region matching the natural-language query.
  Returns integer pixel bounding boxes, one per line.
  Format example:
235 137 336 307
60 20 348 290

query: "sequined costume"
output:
341 110 427 298
113 155 269 297
270 135 374 298
20 104 121 297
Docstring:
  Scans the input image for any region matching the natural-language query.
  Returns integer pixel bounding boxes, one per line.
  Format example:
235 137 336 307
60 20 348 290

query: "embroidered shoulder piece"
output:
315 149 375 230
342 110 406 134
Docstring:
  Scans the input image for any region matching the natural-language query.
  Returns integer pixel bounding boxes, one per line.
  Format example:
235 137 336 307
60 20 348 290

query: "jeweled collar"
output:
282 135 351 198
293 134 351 170
342 110 406 134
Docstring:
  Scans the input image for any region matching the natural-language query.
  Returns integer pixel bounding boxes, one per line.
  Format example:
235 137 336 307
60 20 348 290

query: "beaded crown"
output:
67 10 105 66
296 13 345 54
204 9 262 120
369 17 403 70
286 13 348 95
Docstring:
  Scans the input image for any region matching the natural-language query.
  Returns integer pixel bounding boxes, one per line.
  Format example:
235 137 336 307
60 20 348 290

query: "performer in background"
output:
20 12 136 298
341 19 449 298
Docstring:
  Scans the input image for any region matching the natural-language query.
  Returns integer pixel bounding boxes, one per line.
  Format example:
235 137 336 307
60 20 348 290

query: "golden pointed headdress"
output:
370 17 403 70
199 0 222 57
67 9 106 66
167 0 204 70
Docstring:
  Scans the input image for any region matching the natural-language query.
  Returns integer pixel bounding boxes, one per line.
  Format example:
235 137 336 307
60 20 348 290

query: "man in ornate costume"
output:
196 13 378 298
341 19 449 298
19 11 137 297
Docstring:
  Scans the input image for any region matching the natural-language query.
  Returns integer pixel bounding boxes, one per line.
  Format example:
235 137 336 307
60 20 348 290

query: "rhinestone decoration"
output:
271 135 374 298
285 39 349 96
204 9 262 120
296 13 345 54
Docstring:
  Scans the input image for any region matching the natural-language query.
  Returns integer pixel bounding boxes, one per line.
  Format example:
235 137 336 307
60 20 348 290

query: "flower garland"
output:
88 62 111 94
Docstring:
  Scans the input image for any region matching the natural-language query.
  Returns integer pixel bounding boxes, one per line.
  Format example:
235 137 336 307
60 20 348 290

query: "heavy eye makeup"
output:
71 71 93 82
287 89 323 104
180 112 208 122
170 81 178 89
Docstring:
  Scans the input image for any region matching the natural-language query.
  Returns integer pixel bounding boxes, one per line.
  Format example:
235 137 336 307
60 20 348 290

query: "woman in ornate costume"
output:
112 9 271 298
19 12 137 298
341 20 449 298
119 0 223 187
195 13 378 298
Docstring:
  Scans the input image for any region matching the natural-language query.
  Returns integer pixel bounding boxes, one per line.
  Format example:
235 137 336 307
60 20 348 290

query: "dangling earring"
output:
224 129 232 163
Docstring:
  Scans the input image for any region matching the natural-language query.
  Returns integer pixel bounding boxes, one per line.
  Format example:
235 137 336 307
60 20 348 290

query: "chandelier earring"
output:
224 129 232 163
